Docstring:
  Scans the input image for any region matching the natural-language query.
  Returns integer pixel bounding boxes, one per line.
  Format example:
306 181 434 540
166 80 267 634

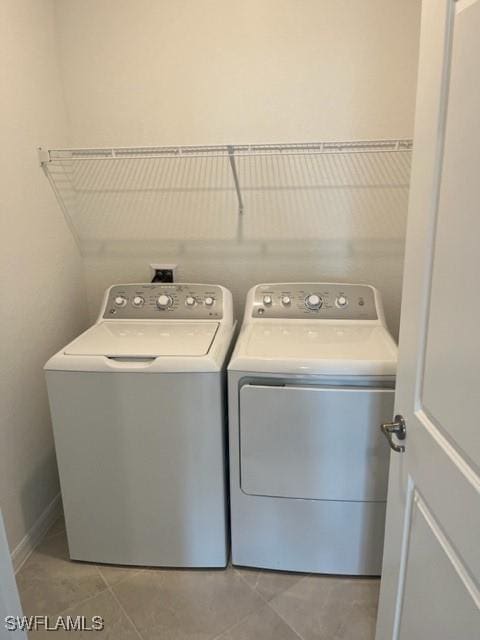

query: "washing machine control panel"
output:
252 284 377 320
103 284 224 319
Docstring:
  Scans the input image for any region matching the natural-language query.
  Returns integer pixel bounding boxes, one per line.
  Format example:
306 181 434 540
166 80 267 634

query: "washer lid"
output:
64 321 219 357
232 322 397 376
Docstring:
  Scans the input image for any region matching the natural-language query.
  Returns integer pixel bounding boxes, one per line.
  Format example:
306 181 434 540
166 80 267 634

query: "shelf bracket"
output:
227 145 244 215
37 147 50 167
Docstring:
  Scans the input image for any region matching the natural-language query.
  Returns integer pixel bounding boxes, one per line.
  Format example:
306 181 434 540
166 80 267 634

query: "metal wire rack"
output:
39 140 413 252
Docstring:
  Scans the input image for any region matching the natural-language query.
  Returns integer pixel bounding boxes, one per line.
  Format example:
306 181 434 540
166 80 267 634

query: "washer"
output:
45 283 234 567
228 282 397 575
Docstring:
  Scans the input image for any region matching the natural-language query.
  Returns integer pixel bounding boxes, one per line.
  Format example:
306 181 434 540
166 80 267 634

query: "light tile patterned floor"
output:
17 516 380 639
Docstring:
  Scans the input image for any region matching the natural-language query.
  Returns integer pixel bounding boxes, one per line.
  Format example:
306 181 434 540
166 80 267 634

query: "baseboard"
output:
11 493 62 574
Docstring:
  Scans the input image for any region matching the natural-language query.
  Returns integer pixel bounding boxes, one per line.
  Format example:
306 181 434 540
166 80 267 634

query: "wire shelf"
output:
40 139 412 253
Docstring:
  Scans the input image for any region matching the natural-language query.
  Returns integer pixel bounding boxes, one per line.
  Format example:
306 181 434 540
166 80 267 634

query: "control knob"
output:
185 296 196 307
132 296 145 307
204 296 215 306
305 294 323 310
281 295 291 306
157 294 173 309
263 295 273 306
114 296 127 307
336 295 348 308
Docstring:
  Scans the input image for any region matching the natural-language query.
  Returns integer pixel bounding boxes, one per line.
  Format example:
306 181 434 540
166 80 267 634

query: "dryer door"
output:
239 384 394 502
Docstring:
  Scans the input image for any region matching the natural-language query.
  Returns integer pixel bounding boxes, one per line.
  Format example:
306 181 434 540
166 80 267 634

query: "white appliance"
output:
45 283 234 567
228 283 397 575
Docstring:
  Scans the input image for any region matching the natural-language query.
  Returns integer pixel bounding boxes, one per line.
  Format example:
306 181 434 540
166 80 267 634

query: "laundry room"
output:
2 1 479 639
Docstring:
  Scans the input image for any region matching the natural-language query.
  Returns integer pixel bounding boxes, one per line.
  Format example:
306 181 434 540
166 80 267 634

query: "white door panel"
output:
376 1 480 637
421 0 480 465
398 493 479 639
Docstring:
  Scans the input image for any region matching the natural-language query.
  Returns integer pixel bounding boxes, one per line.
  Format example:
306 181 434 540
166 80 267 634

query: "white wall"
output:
0 0 88 562
56 0 420 147
54 0 421 337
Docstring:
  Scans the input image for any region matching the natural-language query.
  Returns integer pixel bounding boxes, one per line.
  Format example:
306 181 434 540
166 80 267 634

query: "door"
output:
0 511 26 639
375 1 480 638
240 384 393 501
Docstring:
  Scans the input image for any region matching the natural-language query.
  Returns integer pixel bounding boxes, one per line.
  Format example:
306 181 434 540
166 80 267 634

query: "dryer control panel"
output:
103 284 224 320
251 283 378 320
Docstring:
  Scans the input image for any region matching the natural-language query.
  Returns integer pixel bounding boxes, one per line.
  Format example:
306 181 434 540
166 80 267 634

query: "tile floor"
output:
16 515 380 639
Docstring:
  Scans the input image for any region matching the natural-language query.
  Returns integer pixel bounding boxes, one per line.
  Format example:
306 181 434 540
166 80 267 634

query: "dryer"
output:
228 283 397 575
45 283 234 567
